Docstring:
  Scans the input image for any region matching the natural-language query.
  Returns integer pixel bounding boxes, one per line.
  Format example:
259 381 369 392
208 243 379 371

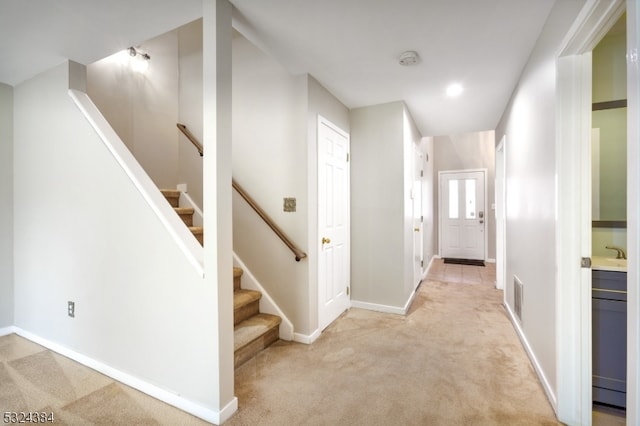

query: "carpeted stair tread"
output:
174 207 194 226
234 289 262 325
233 267 243 291
234 313 281 352
160 189 180 207
174 207 195 214
234 289 261 310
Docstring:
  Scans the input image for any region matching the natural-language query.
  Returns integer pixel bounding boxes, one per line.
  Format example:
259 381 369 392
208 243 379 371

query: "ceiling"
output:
0 0 559 137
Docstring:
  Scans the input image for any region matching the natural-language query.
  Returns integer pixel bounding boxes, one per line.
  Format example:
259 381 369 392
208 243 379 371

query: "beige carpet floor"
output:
228 260 560 425
0 259 626 425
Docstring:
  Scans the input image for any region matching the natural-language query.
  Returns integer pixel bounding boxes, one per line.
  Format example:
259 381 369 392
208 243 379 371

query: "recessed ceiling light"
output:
446 83 464 97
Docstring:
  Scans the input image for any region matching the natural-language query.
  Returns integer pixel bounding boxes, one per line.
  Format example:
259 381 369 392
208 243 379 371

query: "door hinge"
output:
421 260 424 267
421 215 423 222
346 152 350 162
420 170 424 177
346 286 350 295
581 257 592 268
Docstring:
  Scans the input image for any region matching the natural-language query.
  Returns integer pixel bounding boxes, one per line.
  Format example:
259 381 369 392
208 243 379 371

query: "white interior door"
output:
318 116 350 331
439 170 486 260
413 148 424 287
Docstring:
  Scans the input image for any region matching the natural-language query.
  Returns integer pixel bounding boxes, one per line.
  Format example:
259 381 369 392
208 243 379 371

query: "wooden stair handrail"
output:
175 123 306 261
177 123 203 157
232 179 307 262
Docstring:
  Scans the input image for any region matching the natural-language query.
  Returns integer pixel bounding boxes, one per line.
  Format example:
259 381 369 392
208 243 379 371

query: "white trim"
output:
12 328 236 425
233 254 294 341
626 1 640 424
555 1 627 423
0 326 17 337
68 89 204 277
293 329 321 345
317 115 351 332
485 258 496 264
559 0 626 55
178 185 204 228
351 290 416 316
504 303 558 414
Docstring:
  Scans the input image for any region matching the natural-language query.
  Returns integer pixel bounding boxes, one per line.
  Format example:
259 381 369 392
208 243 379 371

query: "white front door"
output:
439 170 486 260
413 148 424 287
318 116 350 331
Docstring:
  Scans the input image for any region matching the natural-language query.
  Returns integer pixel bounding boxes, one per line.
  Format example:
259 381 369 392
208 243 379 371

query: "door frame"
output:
495 137 506 291
437 168 488 261
555 0 631 424
413 146 424 288
317 115 351 332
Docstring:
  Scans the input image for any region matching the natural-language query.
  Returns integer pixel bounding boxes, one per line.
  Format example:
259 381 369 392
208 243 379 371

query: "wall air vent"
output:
514 275 523 322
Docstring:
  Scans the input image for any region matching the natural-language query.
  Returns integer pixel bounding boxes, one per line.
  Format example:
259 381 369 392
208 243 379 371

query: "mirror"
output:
592 14 626 228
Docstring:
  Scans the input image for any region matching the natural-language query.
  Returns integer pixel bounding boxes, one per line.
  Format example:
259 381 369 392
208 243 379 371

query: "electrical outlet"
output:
68 301 75 318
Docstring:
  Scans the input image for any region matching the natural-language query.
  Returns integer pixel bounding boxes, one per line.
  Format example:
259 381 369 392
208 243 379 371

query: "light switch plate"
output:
284 197 296 212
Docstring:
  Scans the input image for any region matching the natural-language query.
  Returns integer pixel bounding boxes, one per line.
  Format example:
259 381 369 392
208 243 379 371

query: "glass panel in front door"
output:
465 179 476 219
448 179 459 219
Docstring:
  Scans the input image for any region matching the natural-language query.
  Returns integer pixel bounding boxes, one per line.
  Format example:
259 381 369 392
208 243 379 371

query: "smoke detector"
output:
399 51 420 66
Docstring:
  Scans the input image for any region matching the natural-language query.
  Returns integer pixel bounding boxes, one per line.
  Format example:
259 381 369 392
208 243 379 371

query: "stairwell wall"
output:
177 19 204 210
86 28 181 192
0 83 13 328
13 61 225 418
231 32 350 337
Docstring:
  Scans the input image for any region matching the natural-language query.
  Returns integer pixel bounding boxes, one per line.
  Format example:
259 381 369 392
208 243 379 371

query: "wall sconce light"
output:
128 46 150 73
128 46 150 60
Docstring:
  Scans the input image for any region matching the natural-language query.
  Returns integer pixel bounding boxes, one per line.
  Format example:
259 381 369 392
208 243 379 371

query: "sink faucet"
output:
605 245 627 260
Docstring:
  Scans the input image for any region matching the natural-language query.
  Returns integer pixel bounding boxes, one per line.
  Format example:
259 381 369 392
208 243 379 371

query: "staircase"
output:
160 189 282 367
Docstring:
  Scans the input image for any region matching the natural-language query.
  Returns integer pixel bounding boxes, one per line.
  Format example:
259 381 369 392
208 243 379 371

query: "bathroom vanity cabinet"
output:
592 270 627 408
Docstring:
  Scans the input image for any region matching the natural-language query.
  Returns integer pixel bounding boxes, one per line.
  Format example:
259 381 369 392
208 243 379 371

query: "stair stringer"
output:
233 254 294 341
177 185 203 227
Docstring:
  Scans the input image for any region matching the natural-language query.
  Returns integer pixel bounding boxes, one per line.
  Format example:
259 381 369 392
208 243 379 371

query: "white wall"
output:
0 83 13 328
495 0 586 402
231 33 309 333
87 30 180 191
433 131 496 260
350 101 419 310
13 61 226 418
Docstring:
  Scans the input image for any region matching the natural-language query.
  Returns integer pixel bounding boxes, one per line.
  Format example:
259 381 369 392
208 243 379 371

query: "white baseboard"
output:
0 326 17 337
12 328 237 425
486 258 496 263
351 299 407 315
293 329 321 345
503 303 558 415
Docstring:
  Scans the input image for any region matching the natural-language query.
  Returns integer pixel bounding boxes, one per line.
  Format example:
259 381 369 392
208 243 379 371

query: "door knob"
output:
322 237 331 244
414 228 420 232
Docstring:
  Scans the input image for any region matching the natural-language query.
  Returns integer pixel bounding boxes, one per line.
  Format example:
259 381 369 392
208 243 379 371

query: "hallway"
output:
228 260 559 425
1 260 560 425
